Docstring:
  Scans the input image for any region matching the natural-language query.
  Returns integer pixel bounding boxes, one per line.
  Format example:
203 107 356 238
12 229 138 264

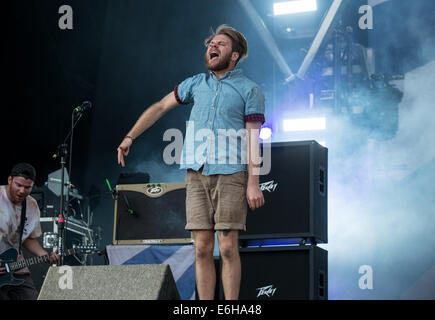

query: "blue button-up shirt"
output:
175 69 265 175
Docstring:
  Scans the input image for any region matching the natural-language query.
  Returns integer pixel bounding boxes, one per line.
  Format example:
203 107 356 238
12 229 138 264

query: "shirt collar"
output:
209 68 243 80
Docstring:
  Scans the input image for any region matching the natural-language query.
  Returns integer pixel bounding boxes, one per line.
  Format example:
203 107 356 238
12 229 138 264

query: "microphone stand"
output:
54 109 84 266
56 143 67 266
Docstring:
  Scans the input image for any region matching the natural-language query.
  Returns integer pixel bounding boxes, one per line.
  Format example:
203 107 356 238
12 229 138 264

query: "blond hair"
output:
204 25 248 64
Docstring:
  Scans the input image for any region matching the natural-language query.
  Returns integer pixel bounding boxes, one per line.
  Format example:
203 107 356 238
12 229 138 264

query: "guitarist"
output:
0 163 58 300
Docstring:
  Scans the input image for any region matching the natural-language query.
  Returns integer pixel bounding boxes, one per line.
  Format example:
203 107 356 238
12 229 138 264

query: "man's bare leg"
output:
192 230 216 300
217 230 241 300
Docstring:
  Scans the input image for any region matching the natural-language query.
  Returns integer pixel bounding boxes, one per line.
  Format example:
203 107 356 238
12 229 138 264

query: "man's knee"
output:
195 242 214 260
218 231 239 261
193 230 214 260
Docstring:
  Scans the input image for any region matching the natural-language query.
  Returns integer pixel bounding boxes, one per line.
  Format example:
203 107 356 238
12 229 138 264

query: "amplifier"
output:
113 182 192 245
240 140 328 244
30 185 60 217
238 245 328 300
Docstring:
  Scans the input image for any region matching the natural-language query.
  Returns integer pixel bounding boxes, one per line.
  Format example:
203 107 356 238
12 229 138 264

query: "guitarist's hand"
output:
49 249 59 265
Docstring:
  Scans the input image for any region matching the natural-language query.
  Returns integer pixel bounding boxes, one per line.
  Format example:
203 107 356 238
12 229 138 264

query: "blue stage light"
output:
259 126 273 140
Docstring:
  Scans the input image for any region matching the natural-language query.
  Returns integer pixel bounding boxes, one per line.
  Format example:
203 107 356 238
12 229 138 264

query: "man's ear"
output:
8 176 12 185
231 51 240 63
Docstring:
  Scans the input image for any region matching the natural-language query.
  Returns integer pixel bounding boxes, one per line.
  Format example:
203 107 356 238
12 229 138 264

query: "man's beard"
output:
204 51 232 71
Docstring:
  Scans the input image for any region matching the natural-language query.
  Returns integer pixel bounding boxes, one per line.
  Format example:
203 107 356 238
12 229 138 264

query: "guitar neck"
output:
10 254 49 271
9 248 75 272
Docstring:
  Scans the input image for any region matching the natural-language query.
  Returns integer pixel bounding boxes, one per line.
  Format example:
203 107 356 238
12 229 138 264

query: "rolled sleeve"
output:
173 85 184 105
244 86 266 124
244 113 265 124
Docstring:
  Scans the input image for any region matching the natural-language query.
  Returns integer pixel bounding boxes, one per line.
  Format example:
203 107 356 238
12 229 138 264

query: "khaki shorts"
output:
185 168 248 231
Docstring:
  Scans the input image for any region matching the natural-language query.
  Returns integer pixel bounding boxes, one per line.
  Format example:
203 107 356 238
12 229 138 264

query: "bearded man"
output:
0 163 58 300
117 25 265 300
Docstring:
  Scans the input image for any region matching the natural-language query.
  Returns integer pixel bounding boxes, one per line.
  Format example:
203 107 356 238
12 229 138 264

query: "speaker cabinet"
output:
240 140 328 244
38 264 180 300
238 245 327 300
113 183 192 244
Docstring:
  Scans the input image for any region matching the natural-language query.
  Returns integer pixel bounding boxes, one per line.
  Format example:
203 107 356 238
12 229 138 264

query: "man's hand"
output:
245 120 264 211
48 248 59 265
246 182 264 211
117 137 133 167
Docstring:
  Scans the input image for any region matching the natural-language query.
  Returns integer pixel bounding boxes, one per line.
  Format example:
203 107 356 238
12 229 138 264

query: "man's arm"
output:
22 238 58 264
117 91 179 167
245 121 265 210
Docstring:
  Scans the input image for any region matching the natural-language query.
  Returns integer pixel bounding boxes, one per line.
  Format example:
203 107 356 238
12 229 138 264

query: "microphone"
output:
74 101 92 114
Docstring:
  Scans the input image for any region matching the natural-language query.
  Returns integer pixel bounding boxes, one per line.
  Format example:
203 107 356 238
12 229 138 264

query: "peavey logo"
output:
256 285 277 298
147 186 162 195
259 180 278 193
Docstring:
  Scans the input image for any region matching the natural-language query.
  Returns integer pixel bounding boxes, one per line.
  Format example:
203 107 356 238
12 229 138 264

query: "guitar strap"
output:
18 199 27 254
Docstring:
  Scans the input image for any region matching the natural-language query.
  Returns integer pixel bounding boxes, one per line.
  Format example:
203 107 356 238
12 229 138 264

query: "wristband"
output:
125 135 134 141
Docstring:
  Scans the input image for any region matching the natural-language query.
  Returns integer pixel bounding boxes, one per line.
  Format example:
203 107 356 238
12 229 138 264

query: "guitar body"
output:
0 244 96 288
0 248 25 288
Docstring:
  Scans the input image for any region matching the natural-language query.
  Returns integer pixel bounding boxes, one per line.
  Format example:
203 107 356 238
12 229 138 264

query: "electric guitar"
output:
0 245 97 288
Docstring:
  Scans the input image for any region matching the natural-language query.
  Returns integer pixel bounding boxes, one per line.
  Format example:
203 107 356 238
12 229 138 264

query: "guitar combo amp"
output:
113 182 192 245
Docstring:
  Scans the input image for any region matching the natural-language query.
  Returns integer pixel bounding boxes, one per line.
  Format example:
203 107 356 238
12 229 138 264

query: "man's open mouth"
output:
210 52 219 61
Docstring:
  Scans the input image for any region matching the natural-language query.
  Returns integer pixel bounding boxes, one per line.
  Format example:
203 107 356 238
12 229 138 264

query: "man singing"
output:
117 25 265 300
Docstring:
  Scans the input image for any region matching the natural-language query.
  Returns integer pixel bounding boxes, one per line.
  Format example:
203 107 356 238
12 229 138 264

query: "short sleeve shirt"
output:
0 186 42 273
175 69 265 175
